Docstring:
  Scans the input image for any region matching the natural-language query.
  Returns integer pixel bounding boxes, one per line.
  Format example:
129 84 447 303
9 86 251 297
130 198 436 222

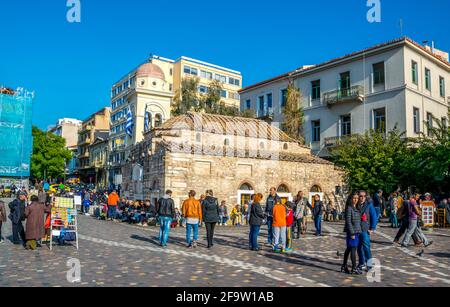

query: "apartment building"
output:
239 37 450 157
76 107 110 182
48 118 82 175
108 55 242 185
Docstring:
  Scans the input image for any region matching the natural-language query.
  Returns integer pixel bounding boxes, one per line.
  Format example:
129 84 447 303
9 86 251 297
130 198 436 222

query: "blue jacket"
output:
358 200 378 232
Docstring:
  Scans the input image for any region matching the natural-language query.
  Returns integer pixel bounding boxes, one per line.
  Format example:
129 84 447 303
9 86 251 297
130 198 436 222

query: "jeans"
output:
186 223 199 245
266 216 273 243
249 225 261 249
273 226 286 250
205 222 216 247
357 231 372 266
402 219 429 246
0 221 2 240
12 222 26 244
374 207 381 220
314 216 322 235
158 216 172 246
391 213 398 228
108 206 117 219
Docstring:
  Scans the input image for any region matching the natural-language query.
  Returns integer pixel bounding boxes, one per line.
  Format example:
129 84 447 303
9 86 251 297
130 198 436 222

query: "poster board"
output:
421 201 435 228
50 197 79 250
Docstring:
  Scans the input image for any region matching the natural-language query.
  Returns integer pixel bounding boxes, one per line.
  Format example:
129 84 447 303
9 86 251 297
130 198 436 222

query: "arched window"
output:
283 143 288 150
239 183 253 191
310 185 322 193
154 114 162 128
260 142 265 150
277 184 289 193
196 133 201 143
224 138 230 146
245 129 250 137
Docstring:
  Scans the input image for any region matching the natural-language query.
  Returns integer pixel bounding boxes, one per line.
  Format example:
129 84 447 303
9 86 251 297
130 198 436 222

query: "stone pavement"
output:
1 198 450 287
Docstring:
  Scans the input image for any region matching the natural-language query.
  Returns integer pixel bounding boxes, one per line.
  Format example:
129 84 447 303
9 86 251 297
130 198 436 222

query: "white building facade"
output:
239 38 450 157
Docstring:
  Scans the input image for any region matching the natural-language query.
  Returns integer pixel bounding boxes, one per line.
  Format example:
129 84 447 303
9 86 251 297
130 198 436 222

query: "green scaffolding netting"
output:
0 93 33 178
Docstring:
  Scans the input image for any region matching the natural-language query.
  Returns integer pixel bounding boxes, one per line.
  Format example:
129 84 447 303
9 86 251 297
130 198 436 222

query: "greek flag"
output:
144 106 149 132
126 107 134 137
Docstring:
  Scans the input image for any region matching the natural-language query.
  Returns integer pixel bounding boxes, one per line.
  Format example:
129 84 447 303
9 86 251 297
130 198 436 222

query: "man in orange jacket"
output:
272 201 287 252
182 190 202 248
107 190 120 221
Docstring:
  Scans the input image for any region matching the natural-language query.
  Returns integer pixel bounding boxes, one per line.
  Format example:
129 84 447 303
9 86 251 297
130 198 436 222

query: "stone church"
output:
121 112 344 210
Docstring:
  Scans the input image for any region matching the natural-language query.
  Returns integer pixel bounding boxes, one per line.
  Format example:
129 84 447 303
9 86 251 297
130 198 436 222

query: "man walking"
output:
265 187 281 245
357 191 378 271
8 192 27 245
182 190 202 248
373 190 384 220
157 190 176 247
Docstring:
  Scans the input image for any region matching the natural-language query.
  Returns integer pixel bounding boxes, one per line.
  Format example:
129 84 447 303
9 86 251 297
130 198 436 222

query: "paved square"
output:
1 198 449 287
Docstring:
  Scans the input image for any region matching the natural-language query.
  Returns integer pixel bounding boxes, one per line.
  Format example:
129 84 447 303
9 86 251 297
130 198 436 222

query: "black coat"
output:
157 196 175 219
8 199 25 224
249 202 265 226
309 201 324 217
202 196 220 223
344 205 362 236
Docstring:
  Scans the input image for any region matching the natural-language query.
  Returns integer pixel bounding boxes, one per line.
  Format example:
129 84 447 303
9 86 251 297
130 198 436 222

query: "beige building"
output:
89 136 109 188
109 55 243 185
76 107 110 183
48 118 82 150
239 37 450 157
121 112 344 211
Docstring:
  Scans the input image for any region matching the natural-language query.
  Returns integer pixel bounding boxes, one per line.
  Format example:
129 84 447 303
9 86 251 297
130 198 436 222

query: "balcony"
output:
324 85 364 107
324 135 352 148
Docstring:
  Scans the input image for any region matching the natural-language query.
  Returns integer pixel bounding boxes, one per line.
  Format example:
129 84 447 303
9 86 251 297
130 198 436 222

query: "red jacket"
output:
286 209 294 226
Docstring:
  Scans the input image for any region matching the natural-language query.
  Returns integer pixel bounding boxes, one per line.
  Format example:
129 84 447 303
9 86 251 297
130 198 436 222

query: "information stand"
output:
421 201 435 228
50 197 79 250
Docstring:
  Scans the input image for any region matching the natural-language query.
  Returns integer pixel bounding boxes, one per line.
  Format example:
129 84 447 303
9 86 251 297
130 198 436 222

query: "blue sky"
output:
1 0 449 129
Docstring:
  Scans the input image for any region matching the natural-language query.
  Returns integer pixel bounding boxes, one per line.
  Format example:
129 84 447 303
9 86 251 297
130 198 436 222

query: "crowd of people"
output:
1 183 448 278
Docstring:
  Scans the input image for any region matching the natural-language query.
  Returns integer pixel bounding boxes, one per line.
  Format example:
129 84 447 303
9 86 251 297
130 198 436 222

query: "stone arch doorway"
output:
277 184 293 204
237 182 255 207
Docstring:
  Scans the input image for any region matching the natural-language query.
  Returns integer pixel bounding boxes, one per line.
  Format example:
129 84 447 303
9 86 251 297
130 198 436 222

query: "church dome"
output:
136 62 165 80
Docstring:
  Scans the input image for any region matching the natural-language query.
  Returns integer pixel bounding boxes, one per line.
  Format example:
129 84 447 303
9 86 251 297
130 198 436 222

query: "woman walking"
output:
202 190 220 248
341 193 363 275
249 193 264 251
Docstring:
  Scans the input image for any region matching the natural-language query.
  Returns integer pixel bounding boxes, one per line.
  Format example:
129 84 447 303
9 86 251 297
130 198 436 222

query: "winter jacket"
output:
294 197 309 219
286 209 294 227
107 192 119 206
272 203 287 227
358 200 378 232
249 202 265 226
265 194 281 217
182 197 202 221
25 201 51 240
157 195 176 219
202 196 220 223
8 199 26 224
344 205 362 236
0 201 6 222
309 201 324 217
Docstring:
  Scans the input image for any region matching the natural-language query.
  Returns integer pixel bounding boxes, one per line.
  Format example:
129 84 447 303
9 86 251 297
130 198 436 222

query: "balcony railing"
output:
324 135 352 148
324 85 364 107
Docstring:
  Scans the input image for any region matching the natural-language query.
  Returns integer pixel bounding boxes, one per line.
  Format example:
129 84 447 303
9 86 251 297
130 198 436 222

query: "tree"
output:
31 126 73 180
332 129 408 194
172 77 201 116
403 116 450 192
282 79 304 143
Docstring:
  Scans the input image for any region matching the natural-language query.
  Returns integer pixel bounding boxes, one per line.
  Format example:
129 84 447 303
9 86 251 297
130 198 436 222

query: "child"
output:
285 202 294 252
272 201 287 253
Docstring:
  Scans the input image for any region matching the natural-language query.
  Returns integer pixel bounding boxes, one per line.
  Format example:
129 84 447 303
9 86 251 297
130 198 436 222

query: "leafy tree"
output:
332 129 408 194
172 77 201 116
403 116 450 192
31 126 72 180
282 79 304 143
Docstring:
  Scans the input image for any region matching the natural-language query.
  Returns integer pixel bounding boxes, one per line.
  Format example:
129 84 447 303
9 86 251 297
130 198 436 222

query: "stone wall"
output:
163 151 344 210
